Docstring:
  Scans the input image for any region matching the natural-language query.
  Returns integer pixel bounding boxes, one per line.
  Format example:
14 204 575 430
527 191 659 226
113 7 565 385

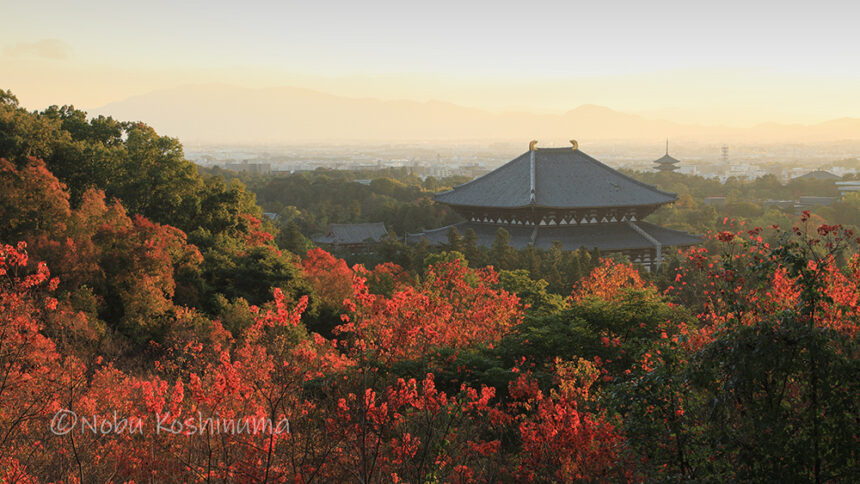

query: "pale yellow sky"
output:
2 1 859 127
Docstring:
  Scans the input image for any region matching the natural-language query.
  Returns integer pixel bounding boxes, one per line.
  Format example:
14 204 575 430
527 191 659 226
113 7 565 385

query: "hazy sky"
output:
2 0 858 125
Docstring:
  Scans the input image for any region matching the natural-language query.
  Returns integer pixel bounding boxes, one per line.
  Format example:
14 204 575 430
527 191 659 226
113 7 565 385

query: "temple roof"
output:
407 221 701 252
314 222 388 245
792 170 840 181
434 146 677 210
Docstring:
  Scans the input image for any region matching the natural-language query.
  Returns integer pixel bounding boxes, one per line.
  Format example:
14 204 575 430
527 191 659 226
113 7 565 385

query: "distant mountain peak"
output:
92 85 860 144
570 104 617 113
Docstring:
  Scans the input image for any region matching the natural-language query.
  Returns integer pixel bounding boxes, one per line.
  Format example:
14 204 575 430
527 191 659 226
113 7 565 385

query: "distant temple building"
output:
836 181 860 198
792 170 840 181
407 140 700 267
315 222 389 251
653 140 681 173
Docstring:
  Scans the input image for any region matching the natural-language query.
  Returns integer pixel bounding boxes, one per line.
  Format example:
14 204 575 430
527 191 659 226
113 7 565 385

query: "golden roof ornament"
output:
529 140 538 151
570 139 579 150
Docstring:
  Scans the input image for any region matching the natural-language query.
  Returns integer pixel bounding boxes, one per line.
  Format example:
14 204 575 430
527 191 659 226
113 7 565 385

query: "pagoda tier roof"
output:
406 221 701 252
434 146 677 210
653 153 681 165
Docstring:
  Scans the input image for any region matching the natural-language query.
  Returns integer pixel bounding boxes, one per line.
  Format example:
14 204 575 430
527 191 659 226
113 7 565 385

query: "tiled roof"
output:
407 221 700 251
653 153 681 165
434 147 677 209
315 222 388 244
793 170 840 180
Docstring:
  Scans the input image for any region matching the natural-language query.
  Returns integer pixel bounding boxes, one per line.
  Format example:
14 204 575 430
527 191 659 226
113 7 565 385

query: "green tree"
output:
445 226 463 253
497 269 564 316
279 220 311 255
491 227 516 270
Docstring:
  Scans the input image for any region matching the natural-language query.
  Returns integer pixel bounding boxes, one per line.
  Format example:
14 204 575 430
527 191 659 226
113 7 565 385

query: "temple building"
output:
653 140 681 172
315 222 389 252
407 140 700 267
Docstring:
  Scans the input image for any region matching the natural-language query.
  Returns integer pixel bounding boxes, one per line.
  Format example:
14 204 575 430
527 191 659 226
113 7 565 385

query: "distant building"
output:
793 170 840 181
678 165 698 176
835 181 860 198
798 196 836 207
703 196 727 206
763 200 796 210
224 160 272 175
407 140 700 268
653 140 681 173
314 222 389 251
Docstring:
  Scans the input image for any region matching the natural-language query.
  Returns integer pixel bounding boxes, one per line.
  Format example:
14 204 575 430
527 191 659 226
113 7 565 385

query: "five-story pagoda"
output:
653 139 682 172
407 140 700 267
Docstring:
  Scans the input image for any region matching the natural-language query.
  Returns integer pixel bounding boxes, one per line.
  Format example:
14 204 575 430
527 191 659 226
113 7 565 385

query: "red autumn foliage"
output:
511 359 631 482
301 247 355 310
0 242 525 481
336 258 523 362
239 213 276 248
0 243 86 481
4 221 855 481
571 258 649 303
667 222 860 343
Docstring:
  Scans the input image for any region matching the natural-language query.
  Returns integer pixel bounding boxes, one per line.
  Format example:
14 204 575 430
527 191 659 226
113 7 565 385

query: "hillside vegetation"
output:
0 90 857 482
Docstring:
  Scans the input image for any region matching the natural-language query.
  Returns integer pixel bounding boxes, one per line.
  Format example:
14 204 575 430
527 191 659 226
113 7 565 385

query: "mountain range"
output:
93 84 860 145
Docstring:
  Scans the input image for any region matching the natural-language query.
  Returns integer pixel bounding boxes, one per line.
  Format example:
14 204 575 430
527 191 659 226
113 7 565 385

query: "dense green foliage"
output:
0 90 310 352
216 165 468 236
634 170 860 236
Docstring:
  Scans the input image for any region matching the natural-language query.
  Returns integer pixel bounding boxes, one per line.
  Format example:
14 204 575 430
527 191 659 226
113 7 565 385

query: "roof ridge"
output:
529 150 536 204
405 223 461 237
635 220 703 240
330 221 387 228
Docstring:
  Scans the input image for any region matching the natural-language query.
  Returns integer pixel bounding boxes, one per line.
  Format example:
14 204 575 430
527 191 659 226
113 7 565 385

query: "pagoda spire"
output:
665 138 669 155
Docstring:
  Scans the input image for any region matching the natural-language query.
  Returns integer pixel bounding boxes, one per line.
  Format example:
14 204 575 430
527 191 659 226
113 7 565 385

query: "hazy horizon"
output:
67 83 856 146
3 0 859 132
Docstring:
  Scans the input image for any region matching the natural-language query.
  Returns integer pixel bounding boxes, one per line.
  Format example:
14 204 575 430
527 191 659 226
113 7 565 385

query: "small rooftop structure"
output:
314 223 388 248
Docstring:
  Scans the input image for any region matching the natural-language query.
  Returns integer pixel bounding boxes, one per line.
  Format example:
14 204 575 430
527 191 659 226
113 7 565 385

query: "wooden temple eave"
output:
449 203 663 226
